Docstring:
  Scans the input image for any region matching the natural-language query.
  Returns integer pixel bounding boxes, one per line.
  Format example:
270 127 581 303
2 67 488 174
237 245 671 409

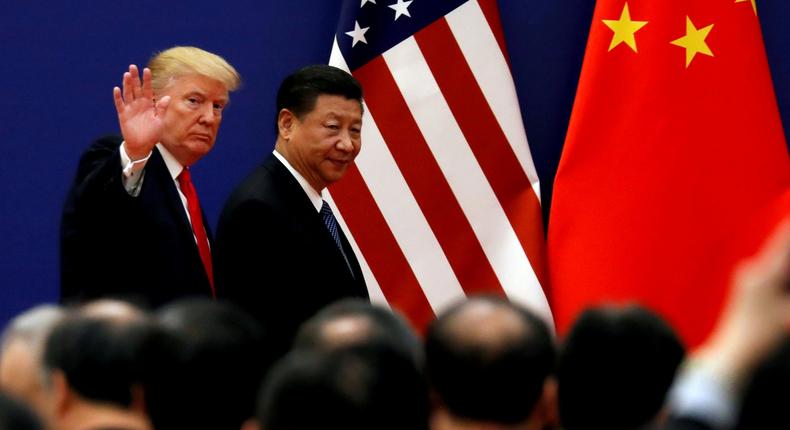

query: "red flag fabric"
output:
325 0 552 331
548 0 789 346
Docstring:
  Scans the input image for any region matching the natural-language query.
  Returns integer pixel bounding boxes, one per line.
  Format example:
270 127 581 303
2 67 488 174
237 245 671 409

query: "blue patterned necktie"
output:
321 200 354 277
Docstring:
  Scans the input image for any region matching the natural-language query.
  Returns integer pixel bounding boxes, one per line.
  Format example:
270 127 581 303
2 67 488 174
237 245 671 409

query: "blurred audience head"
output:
156 298 274 430
425 295 556 429
557 304 685 430
294 298 422 365
78 299 146 322
0 304 65 419
0 391 43 430
251 342 429 430
42 301 160 430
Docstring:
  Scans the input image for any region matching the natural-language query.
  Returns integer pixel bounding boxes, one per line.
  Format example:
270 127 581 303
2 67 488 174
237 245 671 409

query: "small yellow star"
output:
602 2 648 52
670 16 714 68
735 0 757 15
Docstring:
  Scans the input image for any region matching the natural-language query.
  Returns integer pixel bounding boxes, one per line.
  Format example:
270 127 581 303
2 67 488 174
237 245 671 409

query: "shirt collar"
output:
273 150 323 213
156 143 184 180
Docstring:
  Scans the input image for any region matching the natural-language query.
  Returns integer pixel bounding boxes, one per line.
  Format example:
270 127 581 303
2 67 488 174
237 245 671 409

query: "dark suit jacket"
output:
648 418 715 430
60 136 213 308
215 154 369 355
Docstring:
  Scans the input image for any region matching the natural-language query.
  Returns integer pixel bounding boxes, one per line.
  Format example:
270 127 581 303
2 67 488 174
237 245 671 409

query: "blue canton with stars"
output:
336 0 470 71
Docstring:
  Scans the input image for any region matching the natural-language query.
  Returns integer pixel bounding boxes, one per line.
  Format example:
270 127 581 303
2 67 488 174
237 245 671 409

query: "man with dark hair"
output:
425 296 556 430
293 298 422 366
41 309 164 430
557 305 685 430
155 298 275 430
216 64 369 357
246 344 429 430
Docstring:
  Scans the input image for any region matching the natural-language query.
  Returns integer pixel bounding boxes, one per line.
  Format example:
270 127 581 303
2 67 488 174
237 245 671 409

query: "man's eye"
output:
187 97 200 105
326 124 340 130
213 103 224 111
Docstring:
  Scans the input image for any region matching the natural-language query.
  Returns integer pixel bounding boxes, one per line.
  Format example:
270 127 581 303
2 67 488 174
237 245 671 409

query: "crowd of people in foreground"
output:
1 221 788 430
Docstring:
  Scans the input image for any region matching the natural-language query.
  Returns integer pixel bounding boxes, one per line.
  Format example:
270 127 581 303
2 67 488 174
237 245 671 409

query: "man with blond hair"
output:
61 46 240 307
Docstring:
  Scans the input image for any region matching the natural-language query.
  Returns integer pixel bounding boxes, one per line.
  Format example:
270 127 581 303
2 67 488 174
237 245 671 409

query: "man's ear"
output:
240 417 262 430
129 383 147 415
530 376 559 429
278 109 296 140
50 370 72 417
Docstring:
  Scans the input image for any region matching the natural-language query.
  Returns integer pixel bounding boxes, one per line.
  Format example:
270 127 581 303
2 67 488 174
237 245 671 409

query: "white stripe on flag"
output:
330 38 466 315
329 38 351 73
383 37 553 325
355 113 468 315
447 0 542 200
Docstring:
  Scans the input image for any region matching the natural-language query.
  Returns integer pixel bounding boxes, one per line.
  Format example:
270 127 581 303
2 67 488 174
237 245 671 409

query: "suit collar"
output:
262 154 366 286
156 143 184 179
272 150 323 213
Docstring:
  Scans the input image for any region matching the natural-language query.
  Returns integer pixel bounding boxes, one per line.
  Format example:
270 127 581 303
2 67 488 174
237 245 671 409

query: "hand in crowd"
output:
693 219 790 389
112 64 170 160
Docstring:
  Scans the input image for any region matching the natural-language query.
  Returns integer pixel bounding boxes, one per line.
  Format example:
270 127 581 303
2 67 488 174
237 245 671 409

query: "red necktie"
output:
177 168 215 297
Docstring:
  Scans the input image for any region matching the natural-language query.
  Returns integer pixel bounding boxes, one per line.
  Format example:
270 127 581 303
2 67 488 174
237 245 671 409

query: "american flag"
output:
326 0 552 330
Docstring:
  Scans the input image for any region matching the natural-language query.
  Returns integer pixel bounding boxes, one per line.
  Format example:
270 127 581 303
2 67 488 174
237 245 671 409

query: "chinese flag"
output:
548 0 789 346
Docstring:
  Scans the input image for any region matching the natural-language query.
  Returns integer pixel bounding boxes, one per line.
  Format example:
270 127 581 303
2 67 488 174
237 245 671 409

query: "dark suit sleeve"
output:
646 418 716 430
66 136 134 208
60 136 140 302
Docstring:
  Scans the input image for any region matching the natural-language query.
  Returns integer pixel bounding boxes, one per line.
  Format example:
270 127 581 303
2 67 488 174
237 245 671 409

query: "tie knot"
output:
321 200 333 216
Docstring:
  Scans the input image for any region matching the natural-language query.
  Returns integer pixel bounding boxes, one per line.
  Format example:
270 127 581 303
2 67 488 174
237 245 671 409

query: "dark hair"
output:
0 392 42 430
259 343 429 430
557 305 685 430
293 298 422 366
425 296 555 425
274 64 363 134
42 314 163 408
156 298 275 430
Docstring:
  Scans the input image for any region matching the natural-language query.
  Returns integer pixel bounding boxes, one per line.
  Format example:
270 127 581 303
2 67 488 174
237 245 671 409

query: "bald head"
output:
294 299 422 366
79 300 146 322
426 296 555 426
440 298 534 354
316 315 373 348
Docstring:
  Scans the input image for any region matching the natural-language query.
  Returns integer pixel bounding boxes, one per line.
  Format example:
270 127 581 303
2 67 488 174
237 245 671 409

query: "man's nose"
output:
336 130 355 152
198 104 218 125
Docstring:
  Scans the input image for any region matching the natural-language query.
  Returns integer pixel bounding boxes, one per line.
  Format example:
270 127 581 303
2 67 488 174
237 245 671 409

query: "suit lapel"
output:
265 156 359 283
142 149 208 271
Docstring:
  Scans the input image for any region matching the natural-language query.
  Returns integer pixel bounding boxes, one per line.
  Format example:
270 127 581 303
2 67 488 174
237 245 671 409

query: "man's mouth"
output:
329 159 351 167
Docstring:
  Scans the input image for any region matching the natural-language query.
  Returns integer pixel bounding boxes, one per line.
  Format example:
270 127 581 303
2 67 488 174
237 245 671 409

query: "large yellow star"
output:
735 0 757 15
602 2 648 52
670 16 714 68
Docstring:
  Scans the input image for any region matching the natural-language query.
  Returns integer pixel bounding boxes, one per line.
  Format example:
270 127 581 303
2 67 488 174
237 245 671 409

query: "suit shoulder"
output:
72 135 123 179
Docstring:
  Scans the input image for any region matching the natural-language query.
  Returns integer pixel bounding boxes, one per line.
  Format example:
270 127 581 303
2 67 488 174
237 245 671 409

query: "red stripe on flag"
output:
415 18 548 288
353 56 506 297
330 164 435 332
476 0 511 66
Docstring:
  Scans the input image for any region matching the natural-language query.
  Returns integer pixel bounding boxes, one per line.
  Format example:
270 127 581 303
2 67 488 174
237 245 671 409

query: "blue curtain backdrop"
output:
1 1 787 326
